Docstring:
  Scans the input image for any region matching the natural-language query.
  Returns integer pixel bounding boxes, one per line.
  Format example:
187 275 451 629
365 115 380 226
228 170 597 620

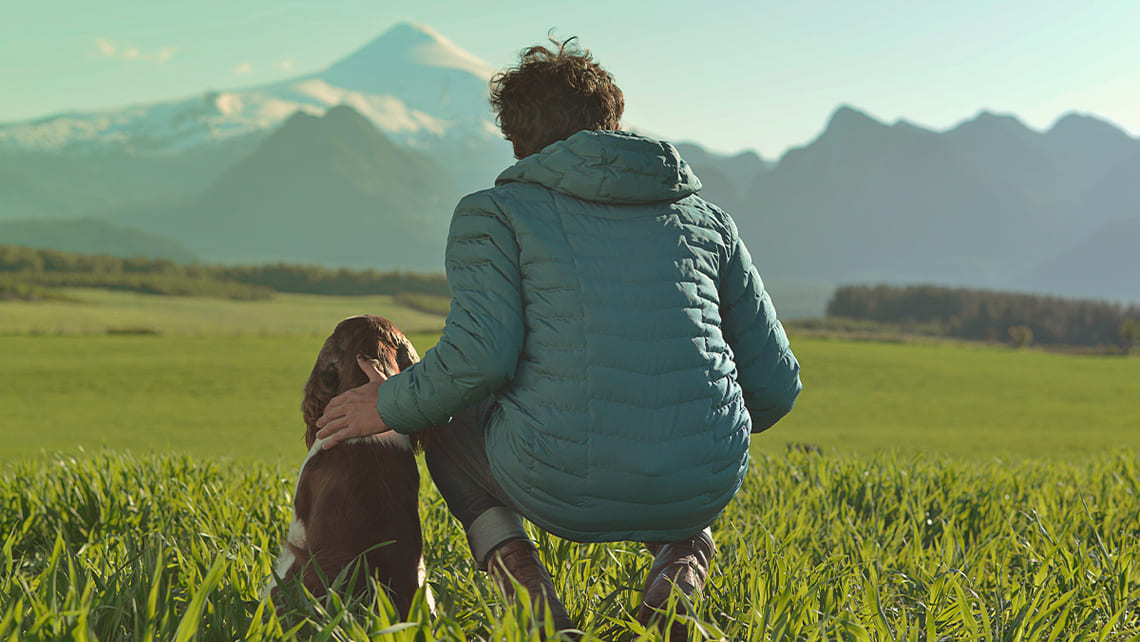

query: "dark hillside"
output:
747 107 1040 285
1017 217 1140 302
0 219 197 263
0 137 258 220
136 105 461 272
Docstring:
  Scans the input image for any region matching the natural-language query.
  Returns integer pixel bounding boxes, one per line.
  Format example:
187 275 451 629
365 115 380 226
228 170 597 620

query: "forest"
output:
826 284 1140 349
0 244 450 300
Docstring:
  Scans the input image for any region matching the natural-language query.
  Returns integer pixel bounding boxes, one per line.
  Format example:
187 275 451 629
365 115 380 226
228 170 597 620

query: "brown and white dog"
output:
269 314 430 617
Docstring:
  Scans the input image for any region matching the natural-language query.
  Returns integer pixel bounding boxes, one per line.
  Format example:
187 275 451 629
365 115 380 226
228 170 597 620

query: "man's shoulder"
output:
457 182 544 212
675 194 740 241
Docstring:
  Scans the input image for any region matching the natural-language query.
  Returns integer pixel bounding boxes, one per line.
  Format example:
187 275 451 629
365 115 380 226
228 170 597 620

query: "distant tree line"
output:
0 270 273 300
826 284 1140 349
213 263 450 297
0 244 450 300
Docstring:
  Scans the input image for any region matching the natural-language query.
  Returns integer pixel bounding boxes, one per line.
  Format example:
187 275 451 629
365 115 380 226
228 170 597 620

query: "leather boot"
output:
487 538 575 633
637 528 715 640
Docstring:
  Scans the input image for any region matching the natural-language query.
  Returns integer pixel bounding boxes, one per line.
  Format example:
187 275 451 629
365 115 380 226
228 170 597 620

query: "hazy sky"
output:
2 0 1138 158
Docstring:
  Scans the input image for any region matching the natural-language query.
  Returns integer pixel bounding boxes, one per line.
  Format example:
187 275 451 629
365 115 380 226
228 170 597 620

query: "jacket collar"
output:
495 130 702 204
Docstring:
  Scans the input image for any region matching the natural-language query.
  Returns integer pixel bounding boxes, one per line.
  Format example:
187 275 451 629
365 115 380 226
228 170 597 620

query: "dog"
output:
269 314 430 618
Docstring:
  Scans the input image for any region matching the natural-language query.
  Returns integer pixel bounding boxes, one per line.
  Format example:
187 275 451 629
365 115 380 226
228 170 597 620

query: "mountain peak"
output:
1047 112 1131 141
825 105 883 131
320 21 495 93
263 105 396 157
810 105 890 148
323 103 376 128
950 110 1036 137
378 22 452 47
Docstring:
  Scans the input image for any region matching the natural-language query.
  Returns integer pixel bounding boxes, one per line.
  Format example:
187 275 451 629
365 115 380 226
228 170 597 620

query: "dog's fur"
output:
270 315 428 617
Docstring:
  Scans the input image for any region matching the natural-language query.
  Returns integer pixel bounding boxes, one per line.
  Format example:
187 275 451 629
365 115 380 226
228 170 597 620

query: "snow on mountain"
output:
321 21 494 92
0 22 502 155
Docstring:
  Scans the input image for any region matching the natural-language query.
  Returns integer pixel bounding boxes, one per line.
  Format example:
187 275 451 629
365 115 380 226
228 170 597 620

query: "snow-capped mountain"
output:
0 22 504 156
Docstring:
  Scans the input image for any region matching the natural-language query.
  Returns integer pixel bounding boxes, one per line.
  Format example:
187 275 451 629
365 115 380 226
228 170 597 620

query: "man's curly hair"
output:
490 36 624 159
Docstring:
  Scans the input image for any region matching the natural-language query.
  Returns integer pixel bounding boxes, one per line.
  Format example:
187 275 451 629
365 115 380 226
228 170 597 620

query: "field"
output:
2 290 1139 639
0 288 448 336
2 331 1137 463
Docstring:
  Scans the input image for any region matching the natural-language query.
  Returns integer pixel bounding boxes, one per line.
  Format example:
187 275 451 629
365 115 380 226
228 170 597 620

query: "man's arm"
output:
376 193 526 432
719 219 802 433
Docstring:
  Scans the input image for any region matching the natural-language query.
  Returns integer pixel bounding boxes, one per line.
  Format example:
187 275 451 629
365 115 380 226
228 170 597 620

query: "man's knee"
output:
467 507 528 570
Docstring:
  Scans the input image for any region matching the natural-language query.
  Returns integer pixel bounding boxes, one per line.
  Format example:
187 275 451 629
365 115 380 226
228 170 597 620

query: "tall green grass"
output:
2 450 1138 640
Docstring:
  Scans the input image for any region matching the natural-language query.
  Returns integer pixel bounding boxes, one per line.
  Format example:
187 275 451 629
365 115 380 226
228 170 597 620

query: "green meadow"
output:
1 292 1137 461
2 290 1139 639
0 288 447 336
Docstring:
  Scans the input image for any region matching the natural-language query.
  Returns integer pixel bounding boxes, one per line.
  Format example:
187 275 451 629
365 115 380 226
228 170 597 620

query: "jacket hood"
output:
495 130 702 204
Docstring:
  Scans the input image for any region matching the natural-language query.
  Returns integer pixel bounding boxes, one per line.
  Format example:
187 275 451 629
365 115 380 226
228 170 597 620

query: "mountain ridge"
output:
110 104 461 271
0 22 507 161
1 25 1138 309
730 105 1140 305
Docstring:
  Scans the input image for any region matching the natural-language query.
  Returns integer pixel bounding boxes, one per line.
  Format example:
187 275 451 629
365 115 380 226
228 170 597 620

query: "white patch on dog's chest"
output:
308 430 412 454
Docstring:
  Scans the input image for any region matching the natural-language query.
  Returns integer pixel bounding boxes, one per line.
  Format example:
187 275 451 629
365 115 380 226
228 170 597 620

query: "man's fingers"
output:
356 354 389 384
321 422 358 449
317 401 346 428
324 391 349 412
316 415 349 439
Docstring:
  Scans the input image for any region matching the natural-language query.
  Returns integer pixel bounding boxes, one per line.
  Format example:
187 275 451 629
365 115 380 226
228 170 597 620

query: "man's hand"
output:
315 354 391 449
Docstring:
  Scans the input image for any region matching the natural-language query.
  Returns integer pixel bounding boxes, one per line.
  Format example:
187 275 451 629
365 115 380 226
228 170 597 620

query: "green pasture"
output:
0 333 442 463
1 332 1137 463
0 288 447 336
1 286 1137 462
780 337 1140 458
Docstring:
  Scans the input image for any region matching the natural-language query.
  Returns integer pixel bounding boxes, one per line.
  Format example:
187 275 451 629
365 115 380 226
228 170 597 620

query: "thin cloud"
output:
91 38 175 64
155 47 176 64
232 61 253 74
95 38 116 57
278 59 295 72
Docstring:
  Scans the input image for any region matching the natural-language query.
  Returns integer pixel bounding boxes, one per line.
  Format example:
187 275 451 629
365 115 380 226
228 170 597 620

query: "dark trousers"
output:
424 397 527 567
424 397 707 568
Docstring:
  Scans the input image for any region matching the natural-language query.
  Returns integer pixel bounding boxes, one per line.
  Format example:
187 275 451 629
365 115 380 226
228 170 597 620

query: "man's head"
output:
490 36 624 159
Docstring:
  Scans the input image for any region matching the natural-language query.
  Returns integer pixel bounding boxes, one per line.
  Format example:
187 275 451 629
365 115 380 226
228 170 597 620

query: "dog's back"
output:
272 315 426 617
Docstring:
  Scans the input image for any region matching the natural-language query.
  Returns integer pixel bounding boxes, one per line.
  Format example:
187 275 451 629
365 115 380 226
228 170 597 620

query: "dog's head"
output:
302 315 420 449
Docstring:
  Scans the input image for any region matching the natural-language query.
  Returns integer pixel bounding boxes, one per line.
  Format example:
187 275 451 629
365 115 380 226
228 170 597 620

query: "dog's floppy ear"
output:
394 335 419 372
302 331 346 448
375 320 419 373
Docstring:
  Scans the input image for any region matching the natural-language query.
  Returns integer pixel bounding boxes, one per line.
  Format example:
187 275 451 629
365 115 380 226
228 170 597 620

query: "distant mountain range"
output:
725 107 1140 303
0 22 1137 312
109 105 462 270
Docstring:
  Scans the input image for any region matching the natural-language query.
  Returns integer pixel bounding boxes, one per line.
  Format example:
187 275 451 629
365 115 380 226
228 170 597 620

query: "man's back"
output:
443 130 800 541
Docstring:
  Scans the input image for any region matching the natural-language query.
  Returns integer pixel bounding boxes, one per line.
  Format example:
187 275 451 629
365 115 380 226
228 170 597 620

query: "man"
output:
317 38 801 637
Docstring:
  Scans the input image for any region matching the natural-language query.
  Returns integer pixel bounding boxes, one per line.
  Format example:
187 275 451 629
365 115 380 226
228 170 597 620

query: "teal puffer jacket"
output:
377 130 801 542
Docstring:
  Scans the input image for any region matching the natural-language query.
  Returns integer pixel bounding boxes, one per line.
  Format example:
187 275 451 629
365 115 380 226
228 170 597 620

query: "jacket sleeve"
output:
719 216 802 433
376 192 525 432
